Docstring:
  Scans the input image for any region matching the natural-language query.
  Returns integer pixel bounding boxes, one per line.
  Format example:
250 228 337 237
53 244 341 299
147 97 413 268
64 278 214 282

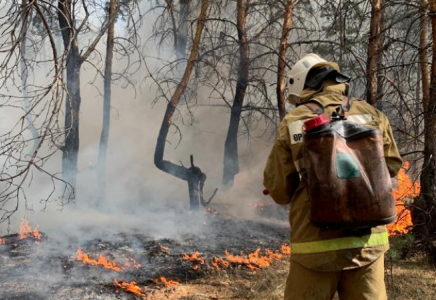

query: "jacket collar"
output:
299 81 346 107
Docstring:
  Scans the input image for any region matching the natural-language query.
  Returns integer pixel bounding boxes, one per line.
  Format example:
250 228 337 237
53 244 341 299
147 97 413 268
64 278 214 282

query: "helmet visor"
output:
305 66 351 89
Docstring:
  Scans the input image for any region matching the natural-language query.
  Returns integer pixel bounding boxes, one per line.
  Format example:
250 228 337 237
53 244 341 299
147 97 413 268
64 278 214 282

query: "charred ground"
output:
0 206 289 299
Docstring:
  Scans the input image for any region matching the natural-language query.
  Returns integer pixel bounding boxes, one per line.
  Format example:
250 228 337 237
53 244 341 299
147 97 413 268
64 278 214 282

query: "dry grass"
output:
386 254 436 300
150 255 436 300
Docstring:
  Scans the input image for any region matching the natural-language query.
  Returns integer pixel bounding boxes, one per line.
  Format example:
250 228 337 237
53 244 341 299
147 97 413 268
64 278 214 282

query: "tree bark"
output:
58 0 115 193
338 0 345 67
376 3 386 110
62 57 82 190
222 0 249 186
97 0 118 204
58 0 82 190
21 0 40 154
420 0 431 111
418 0 431 152
414 0 436 264
366 0 383 106
276 0 294 121
154 0 214 210
413 0 429 150
176 0 190 61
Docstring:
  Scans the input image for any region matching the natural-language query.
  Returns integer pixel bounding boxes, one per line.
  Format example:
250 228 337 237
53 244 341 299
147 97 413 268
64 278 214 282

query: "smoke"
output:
0 4 292 299
0 3 282 245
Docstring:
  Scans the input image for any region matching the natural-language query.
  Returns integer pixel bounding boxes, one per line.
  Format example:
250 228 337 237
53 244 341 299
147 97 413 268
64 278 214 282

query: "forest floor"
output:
149 252 436 300
1 202 435 300
147 202 436 300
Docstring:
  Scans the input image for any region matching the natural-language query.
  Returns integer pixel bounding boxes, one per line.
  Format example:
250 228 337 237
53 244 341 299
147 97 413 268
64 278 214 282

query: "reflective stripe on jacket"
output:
291 231 389 254
263 81 402 271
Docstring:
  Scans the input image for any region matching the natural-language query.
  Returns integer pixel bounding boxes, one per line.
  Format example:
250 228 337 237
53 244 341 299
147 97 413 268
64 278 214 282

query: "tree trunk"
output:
222 0 249 186
62 56 82 190
97 0 117 204
154 0 214 210
58 0 82 191
376 3 386 111
176 0 190 61
155 103 191 182
276 0 294 121
338 0 344 67
414 0 436 264
415 68 422 151
21 0 40 154
413 0 430 228
417 0 430 152
420 0 431 111
58 0 112 193
366 0 382 106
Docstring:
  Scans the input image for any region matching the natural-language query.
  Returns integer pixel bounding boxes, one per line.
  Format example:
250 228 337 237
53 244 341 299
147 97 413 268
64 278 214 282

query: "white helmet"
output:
287 53 340 100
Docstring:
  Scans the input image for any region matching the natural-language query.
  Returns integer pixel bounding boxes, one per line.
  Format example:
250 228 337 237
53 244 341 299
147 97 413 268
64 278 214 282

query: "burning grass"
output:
0 210 291 299
211 257 230 270
77 249 122 272
182 245 291 272
2 205 430 300
183 251 205 270
281 243 291 256
0 162 427 299
114 279 148 299
0 163 420 300
19 219 41 241
156 254 436 300
76 249 141 272
184 259 290 300
223 248 283 270
153 276 180 287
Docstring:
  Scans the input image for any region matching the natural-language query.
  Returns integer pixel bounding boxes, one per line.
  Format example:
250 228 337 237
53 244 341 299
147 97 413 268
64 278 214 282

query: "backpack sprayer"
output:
264 84 396 229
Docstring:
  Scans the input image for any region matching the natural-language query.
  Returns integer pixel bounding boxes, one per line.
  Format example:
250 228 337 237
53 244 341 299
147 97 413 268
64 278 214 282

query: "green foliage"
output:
387 233 415 261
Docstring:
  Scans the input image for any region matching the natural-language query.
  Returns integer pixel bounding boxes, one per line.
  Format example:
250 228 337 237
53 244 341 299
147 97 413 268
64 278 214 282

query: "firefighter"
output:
263 53 402 300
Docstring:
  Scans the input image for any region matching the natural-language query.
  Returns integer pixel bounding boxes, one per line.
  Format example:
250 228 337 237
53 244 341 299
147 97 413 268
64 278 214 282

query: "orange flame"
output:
19 220 31 239
247 249 273 269
223 248 284 270
281 243 291 256
183 251 205 271
19 219 41 240
211 257 230 270
77 249 122 272
182 247 289 271
265 249 283 260
0 236 4 244
114 279 147 299
388 162 419 236
153 276 179 287
32 227 41 239
183 251 205 264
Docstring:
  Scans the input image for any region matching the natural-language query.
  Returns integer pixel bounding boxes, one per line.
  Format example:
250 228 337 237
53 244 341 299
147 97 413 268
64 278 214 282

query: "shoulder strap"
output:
303 100 324 115
341 83 352 117
302 83 353 117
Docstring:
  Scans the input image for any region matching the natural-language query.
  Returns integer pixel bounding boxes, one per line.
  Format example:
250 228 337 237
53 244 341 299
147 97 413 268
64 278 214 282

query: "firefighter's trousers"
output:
284 255 387 300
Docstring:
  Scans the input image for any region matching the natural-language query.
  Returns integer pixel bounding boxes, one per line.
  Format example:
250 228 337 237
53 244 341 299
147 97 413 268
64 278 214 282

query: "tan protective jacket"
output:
264 82 402 272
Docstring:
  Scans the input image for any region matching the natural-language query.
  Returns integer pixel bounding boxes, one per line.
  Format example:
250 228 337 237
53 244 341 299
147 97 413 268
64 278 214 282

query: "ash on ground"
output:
0 207 289 300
